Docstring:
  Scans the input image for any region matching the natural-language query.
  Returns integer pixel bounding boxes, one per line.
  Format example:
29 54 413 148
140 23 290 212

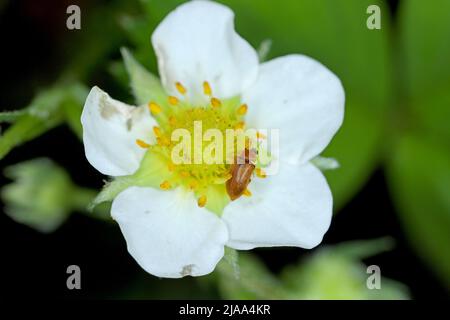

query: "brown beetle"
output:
226 148 257 201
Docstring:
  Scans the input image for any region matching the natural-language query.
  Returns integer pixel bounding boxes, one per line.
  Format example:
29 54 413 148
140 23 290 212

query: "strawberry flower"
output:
81 0 344 278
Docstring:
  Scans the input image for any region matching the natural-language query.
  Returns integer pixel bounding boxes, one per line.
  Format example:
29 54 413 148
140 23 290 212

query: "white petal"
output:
243 54 345 165
81 86 157 176
151 0 258 104
111 186 228 278
222 162 332 250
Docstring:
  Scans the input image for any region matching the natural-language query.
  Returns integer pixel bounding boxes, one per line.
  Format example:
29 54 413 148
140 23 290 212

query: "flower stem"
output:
71 187 111 221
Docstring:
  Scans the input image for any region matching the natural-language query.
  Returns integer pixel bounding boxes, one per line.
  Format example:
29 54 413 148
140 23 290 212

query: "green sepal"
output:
121 47 167 106
311 156 340 171
89 151 172 209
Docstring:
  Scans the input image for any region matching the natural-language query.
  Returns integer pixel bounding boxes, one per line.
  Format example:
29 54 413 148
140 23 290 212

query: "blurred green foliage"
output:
1 0 449 298
215 239 408 299
2 158 110 232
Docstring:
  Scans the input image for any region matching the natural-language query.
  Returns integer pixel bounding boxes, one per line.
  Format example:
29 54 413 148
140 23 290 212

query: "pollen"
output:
255 168 267 178
160 180 171 190
237 104 248 115
136 139 150 148
168 96 179 106
197 195 207 207
175 82 187 95
203 81 212 96
148 102 162 114
211 97 222 108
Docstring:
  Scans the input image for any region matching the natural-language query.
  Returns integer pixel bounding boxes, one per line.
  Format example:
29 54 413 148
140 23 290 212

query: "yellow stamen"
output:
153 126 161 138
180 171 190 178
234 121 245 130
203 81 212 96
160 180 171 190
211 97 221 108
136 139 150 149
197 195 207 207
175 82 186 95
148 102 162 115
237 104 248 115
168 96 179 106
255 168 267 178
157 136 170 146
243 188 252 197
168 163 175 172
169 116 177 127
188 180 198 190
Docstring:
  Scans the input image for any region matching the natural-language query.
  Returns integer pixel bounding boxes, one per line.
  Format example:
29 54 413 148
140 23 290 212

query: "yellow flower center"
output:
135 81 266 210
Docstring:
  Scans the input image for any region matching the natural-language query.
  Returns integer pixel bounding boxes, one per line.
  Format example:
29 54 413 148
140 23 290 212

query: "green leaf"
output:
121 47 167 105
332 237 395 260
386 133 450 287
61 2 127 81
399 0 450 99
410 83 450 143
399 0 450 141
281 240 410 299
322 100 384 209
216 253 288 299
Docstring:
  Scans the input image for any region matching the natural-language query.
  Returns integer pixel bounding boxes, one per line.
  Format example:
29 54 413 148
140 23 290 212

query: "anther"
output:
136 139 150 148
234 121 245 130
197 195 207 207
168 96 179 106
188 180 198 190
243 188 252 197
148 102 162 114
237 104 248 115
169 116 177 126
157 136 170 146
153 126 162 137
175 82 187 95
255 168 267 178
203 81 212 96
211 97 222 108
160 180 171 190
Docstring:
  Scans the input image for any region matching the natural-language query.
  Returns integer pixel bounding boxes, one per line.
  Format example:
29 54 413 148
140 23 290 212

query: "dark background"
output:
0 0 448 299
